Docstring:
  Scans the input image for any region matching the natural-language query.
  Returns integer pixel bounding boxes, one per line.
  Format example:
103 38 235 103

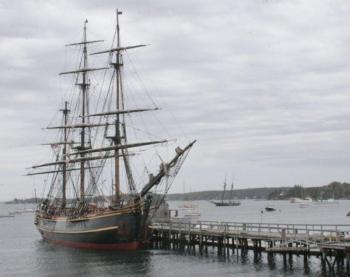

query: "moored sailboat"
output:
27 11 195 250
211 179 240 207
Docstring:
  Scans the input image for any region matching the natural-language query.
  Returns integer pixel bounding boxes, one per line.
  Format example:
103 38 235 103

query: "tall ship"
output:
27 11 195 250
211 179 240 207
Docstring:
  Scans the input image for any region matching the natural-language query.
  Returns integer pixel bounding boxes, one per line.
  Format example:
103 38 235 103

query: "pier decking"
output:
150 220 350 273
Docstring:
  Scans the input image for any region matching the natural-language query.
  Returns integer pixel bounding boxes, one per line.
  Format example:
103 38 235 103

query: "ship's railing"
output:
150 220 350 241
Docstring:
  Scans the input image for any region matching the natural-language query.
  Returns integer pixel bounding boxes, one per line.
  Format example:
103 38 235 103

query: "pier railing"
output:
151 220 350 241
150 220 350 273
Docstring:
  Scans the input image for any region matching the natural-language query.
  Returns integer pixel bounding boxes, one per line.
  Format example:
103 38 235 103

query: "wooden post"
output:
188 222 191 249
223 224 227 253
199 222 203 253
288 253 293 269
303 253 308 272
169 221 172 249
205 236 208 253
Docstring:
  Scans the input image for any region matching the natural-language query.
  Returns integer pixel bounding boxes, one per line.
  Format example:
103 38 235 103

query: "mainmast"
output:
230 182 234 201
79 20 89 201
111 10 137 204
90 10 166 204
113 10 122 205
60 101 70 207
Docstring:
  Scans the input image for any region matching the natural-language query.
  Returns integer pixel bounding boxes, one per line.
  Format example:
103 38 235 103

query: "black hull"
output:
211 201 240 207
35 209 149 250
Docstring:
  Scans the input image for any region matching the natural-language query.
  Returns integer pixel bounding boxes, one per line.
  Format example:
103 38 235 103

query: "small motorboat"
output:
265 206 276 212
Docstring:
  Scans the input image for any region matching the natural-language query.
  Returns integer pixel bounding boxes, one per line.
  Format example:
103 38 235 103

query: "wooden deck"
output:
150 220 349 245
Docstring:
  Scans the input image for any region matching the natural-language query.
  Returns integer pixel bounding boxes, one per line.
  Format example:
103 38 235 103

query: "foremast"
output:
230 181 234 202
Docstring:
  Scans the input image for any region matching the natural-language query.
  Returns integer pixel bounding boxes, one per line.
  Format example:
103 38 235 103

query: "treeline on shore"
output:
266 181 350 200
167 181 350 201
167 187 280 201
4 181 350 203
5 197 41 204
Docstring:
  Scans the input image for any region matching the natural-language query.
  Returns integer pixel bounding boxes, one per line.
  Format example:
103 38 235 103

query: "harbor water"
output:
1 200 349 276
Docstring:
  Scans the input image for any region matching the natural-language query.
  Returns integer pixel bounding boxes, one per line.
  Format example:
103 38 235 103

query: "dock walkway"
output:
150 220 350 273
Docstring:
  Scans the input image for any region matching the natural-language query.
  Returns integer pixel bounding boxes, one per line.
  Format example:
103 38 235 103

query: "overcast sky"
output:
1 0 350 201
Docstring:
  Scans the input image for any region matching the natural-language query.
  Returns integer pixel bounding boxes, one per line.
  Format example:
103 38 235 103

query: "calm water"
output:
1 200 349 276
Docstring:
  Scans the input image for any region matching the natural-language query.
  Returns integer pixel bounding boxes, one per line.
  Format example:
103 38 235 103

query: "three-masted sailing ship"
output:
27 11 195 250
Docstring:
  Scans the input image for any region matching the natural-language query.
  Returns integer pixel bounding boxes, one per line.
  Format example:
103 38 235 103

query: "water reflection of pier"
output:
150 220 350 273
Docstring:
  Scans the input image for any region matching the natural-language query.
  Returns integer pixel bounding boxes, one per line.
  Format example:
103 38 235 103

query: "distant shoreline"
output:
167 181 350 201
4 181 349 203
3 198 40 205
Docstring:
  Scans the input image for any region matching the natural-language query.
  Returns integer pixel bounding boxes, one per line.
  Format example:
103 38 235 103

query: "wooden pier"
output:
150 220 350 273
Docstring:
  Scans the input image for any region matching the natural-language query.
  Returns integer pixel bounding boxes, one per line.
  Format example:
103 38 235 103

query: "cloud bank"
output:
1 0 350 200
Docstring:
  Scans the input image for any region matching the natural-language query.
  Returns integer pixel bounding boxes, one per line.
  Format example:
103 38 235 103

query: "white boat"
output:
314 198 338 205
0 214 15 218
289 197 313 204
177 202 201 222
